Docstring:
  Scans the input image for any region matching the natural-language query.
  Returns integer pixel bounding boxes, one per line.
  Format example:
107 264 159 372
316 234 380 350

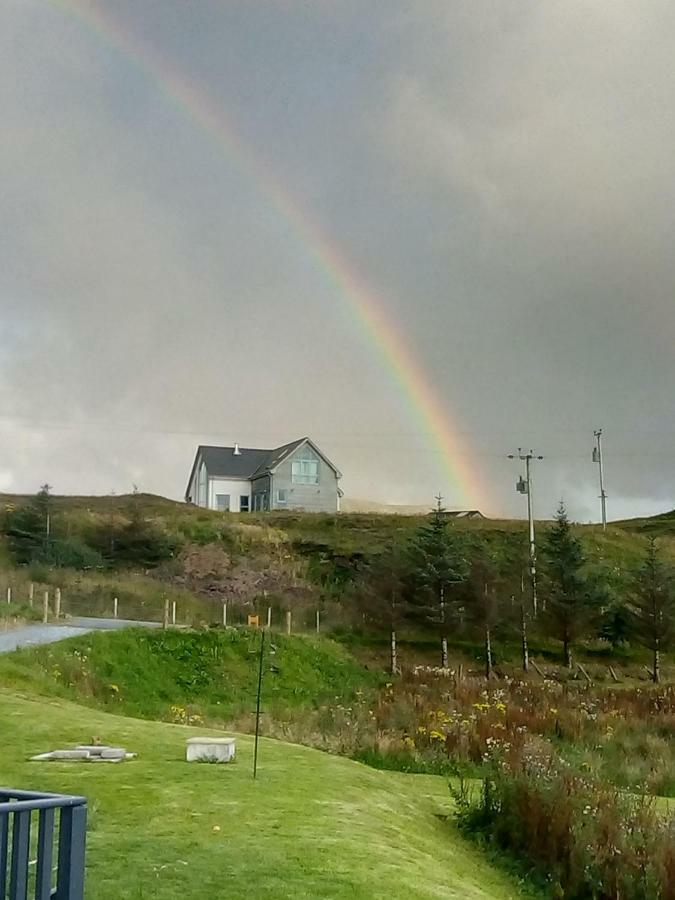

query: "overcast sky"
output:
2 0 675 520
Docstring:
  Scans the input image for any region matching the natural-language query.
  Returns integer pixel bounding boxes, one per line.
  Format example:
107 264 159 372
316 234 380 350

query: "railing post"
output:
35 808 55 900
9 809 30 899
54 805 87 900
0 811 8 898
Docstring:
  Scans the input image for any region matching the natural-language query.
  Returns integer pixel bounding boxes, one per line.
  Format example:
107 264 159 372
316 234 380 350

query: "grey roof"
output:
198 446 272 479
250 438 305 478
186 437 340 499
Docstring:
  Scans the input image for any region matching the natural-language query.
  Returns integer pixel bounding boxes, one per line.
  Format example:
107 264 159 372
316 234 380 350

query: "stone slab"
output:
186 737 236 763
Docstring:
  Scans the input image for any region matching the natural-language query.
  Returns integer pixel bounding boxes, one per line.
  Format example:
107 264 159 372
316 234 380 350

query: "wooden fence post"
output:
28 583 34 607
162 597 169 630
316 610 320 634
42 592 49 624
222 602 227 628
285 610 292 635
54 588 61 621
113 597 118 619
266 606 272 629
171 600 177 626
6 587 11 605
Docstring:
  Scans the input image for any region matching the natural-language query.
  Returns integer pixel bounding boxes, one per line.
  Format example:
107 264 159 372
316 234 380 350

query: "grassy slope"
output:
0 628 381 724
0 690 529 900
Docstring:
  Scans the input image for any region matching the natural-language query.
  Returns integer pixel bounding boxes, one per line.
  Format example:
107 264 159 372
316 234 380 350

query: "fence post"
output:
43 592 49 624
162 597 169 630
171 600 176 626
113 597 118 619
28 583 34 607
266 606 272 629
6 587 10 605
222 602 227 628
285 610 292 635
54 588 61 621
316 609 320 634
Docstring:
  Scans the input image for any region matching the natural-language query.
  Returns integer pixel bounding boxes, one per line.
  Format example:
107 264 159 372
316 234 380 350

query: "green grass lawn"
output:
0 690 530 899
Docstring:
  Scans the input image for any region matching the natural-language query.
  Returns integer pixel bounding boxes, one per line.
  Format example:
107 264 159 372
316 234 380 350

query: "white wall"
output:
208 478 252 512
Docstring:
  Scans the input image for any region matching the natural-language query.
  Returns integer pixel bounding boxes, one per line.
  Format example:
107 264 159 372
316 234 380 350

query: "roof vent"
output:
233 443 242 456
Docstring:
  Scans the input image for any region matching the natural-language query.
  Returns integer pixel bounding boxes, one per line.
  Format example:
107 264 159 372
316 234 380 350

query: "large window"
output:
291 446 319 484
215 494 230 512
276 489 288 506
240 496 250 513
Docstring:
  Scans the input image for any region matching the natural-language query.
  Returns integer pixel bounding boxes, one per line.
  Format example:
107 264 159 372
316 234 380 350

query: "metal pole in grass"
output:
253 627 266 780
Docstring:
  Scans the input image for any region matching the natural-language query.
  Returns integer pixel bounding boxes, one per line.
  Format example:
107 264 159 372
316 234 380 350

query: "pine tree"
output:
408 497 467 668
359 547 410 675
542 502 598 669
630 538 675 683
459 547 502 679
496 534 531 673
4 484 52 564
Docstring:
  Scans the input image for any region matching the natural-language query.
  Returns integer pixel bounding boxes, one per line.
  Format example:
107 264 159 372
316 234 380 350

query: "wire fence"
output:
0 581 349 636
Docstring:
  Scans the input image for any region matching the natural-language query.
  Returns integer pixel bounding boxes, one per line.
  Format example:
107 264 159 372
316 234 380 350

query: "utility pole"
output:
253 627 266 780
592 429 607 530
508 449 544 616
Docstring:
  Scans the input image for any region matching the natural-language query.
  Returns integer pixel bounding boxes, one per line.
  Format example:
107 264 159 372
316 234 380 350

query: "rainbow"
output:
49 0 488 511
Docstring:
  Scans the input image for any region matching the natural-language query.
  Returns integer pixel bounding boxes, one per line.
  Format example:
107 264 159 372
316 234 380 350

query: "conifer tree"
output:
459 547 501 679
542 502 598 669
360 547 410 675
408 496 467 668
630 538 675 683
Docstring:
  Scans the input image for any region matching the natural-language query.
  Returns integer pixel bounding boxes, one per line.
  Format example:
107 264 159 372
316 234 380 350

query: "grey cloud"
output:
1 1 675 517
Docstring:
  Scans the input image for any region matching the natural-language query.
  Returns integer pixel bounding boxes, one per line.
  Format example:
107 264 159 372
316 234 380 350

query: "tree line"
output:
355 501 675 683
1 486 176 571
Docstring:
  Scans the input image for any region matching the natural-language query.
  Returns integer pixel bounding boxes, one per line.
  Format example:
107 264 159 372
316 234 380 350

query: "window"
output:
291 446 319 484
276 489 287 506
215 494 230 512
239 496 249 513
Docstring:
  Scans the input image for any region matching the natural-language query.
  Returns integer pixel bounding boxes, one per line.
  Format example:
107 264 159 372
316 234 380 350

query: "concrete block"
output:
186 737 236 763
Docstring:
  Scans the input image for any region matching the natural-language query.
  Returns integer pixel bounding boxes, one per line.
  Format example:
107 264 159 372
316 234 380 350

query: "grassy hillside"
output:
0 690 532 899
0 628 381 725
3 491 673 589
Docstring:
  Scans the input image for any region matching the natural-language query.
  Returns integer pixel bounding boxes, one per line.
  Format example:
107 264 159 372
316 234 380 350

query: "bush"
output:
35 537 104 570
457 744 675 899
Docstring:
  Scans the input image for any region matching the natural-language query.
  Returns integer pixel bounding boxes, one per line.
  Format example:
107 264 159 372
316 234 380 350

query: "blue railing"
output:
0 789 87 900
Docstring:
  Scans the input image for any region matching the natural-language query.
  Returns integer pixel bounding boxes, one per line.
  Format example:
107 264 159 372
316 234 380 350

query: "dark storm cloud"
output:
1 1 675 518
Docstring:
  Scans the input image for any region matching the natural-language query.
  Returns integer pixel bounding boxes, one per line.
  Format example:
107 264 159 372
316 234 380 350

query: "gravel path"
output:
0 617 160 653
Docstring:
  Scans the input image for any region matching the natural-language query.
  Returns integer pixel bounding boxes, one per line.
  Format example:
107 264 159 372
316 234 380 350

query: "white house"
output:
185 437 342 513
